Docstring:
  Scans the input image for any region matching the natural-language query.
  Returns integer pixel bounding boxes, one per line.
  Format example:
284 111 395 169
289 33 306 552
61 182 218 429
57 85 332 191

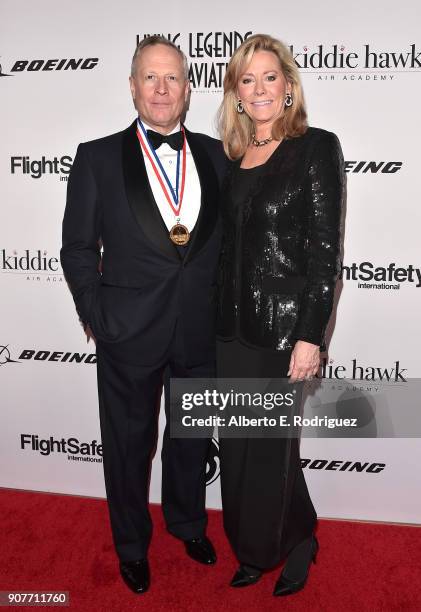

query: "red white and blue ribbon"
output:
136 118 186 218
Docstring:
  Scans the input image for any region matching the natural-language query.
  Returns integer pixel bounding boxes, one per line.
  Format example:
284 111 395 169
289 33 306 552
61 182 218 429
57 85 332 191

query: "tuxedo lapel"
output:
122 120 179 261
183 129 219 264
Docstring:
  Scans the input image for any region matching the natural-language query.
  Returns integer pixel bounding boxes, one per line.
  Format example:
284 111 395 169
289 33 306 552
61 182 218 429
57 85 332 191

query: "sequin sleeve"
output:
292 131 345 349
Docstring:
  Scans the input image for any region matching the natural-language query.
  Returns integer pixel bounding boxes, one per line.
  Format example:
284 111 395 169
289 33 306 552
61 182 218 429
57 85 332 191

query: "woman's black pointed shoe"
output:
273 535 319 596
230 565 262 587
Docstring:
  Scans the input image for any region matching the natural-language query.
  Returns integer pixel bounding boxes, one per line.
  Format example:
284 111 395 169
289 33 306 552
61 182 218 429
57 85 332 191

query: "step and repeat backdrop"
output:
1 0 420 524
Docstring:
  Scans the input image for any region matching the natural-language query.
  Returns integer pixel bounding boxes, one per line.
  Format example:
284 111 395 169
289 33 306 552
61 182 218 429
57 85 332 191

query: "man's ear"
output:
184 79 190 103
130 76 137 101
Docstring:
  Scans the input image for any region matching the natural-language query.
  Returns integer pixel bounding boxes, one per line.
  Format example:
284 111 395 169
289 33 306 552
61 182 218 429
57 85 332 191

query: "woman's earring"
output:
236 99 244 113
285 93 293 107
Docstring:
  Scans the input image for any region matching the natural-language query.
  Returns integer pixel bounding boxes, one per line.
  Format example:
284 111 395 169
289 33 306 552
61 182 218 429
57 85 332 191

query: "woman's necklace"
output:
251 134 273 147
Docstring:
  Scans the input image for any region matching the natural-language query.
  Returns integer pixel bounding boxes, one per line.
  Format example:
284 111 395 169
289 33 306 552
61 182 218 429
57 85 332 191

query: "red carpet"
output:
1 489 420 611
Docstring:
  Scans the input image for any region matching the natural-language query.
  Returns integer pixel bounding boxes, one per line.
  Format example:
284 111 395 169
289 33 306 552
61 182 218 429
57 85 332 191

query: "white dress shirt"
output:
138 119 201 233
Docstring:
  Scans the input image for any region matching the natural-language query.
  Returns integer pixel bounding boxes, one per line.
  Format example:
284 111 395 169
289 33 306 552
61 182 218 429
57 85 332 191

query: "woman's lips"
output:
251 100 272 106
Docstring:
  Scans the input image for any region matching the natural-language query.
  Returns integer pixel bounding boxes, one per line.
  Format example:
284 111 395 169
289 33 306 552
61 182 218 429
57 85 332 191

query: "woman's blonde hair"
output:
218 34 307 160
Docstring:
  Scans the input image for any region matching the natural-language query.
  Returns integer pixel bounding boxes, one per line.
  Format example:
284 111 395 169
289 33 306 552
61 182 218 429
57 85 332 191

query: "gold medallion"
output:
170 223 190 246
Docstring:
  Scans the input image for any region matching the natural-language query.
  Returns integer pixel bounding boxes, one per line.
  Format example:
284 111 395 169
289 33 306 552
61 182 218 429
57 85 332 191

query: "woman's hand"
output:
288 340 320 382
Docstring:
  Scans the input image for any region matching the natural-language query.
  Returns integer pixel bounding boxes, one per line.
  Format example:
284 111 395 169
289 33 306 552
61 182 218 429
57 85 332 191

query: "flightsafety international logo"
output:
10 155 73 182
0 249 64 283
340 261 421 290
289 42 421 81
136 32 253 91
18 434 221 473
20 433 103 464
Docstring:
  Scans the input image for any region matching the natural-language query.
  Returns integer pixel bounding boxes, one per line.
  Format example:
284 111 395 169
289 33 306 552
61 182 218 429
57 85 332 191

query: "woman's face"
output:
236 50 291 132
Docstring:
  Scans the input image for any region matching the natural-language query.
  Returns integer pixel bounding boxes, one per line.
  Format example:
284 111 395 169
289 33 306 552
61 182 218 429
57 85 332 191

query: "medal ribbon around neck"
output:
136 119 186 218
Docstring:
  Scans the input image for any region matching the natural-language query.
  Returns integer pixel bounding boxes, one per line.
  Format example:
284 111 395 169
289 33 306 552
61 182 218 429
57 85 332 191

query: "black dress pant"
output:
216 339 317 570
96 320 214 562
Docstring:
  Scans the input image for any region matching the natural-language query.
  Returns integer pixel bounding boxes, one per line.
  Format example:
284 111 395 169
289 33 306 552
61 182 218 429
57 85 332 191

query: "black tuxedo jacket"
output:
61 120 225 366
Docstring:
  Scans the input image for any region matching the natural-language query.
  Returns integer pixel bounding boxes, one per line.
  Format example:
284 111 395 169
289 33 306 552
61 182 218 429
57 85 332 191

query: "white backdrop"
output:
1 0 420 524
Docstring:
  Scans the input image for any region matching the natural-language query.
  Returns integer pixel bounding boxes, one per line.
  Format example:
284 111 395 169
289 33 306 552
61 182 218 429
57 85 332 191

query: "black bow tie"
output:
147 129 184 151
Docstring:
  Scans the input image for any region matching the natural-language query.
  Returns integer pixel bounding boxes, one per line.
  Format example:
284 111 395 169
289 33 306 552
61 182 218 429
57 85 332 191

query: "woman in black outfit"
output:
217 34 344 596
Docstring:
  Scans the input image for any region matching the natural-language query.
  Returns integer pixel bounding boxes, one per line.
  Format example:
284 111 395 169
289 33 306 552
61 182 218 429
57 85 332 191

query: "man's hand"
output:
287 340 320 382
84 324 96 343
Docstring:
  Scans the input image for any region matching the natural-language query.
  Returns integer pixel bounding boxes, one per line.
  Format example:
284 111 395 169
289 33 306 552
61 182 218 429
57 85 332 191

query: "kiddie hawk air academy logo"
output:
318 357 407 383
290 42 421 81
0 249 64 283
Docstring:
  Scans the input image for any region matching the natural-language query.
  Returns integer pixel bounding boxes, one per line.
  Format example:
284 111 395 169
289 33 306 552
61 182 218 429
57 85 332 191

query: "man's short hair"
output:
131 35 189 80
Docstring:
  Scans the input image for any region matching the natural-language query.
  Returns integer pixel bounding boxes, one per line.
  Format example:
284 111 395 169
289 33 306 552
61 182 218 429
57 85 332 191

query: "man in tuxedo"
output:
61 36 225 594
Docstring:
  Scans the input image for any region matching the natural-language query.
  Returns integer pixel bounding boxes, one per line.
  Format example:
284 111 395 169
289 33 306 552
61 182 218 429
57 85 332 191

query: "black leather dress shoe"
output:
184 536 217 564
230 565 262 587
119 559 150 594
273 535 319 596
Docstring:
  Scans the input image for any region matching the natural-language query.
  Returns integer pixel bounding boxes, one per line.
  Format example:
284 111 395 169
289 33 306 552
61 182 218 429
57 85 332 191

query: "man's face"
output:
130 44 189 134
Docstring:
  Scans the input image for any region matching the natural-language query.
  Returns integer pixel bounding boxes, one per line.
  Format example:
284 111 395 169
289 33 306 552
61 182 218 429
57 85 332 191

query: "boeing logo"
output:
0 345 20 366
0 59 12 77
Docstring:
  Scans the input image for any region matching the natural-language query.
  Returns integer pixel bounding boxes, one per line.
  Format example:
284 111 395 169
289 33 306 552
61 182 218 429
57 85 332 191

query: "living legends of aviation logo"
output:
137 32 253 91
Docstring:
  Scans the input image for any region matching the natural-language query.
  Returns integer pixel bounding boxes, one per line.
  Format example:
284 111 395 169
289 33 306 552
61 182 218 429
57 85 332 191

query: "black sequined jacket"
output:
216 127 345 352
